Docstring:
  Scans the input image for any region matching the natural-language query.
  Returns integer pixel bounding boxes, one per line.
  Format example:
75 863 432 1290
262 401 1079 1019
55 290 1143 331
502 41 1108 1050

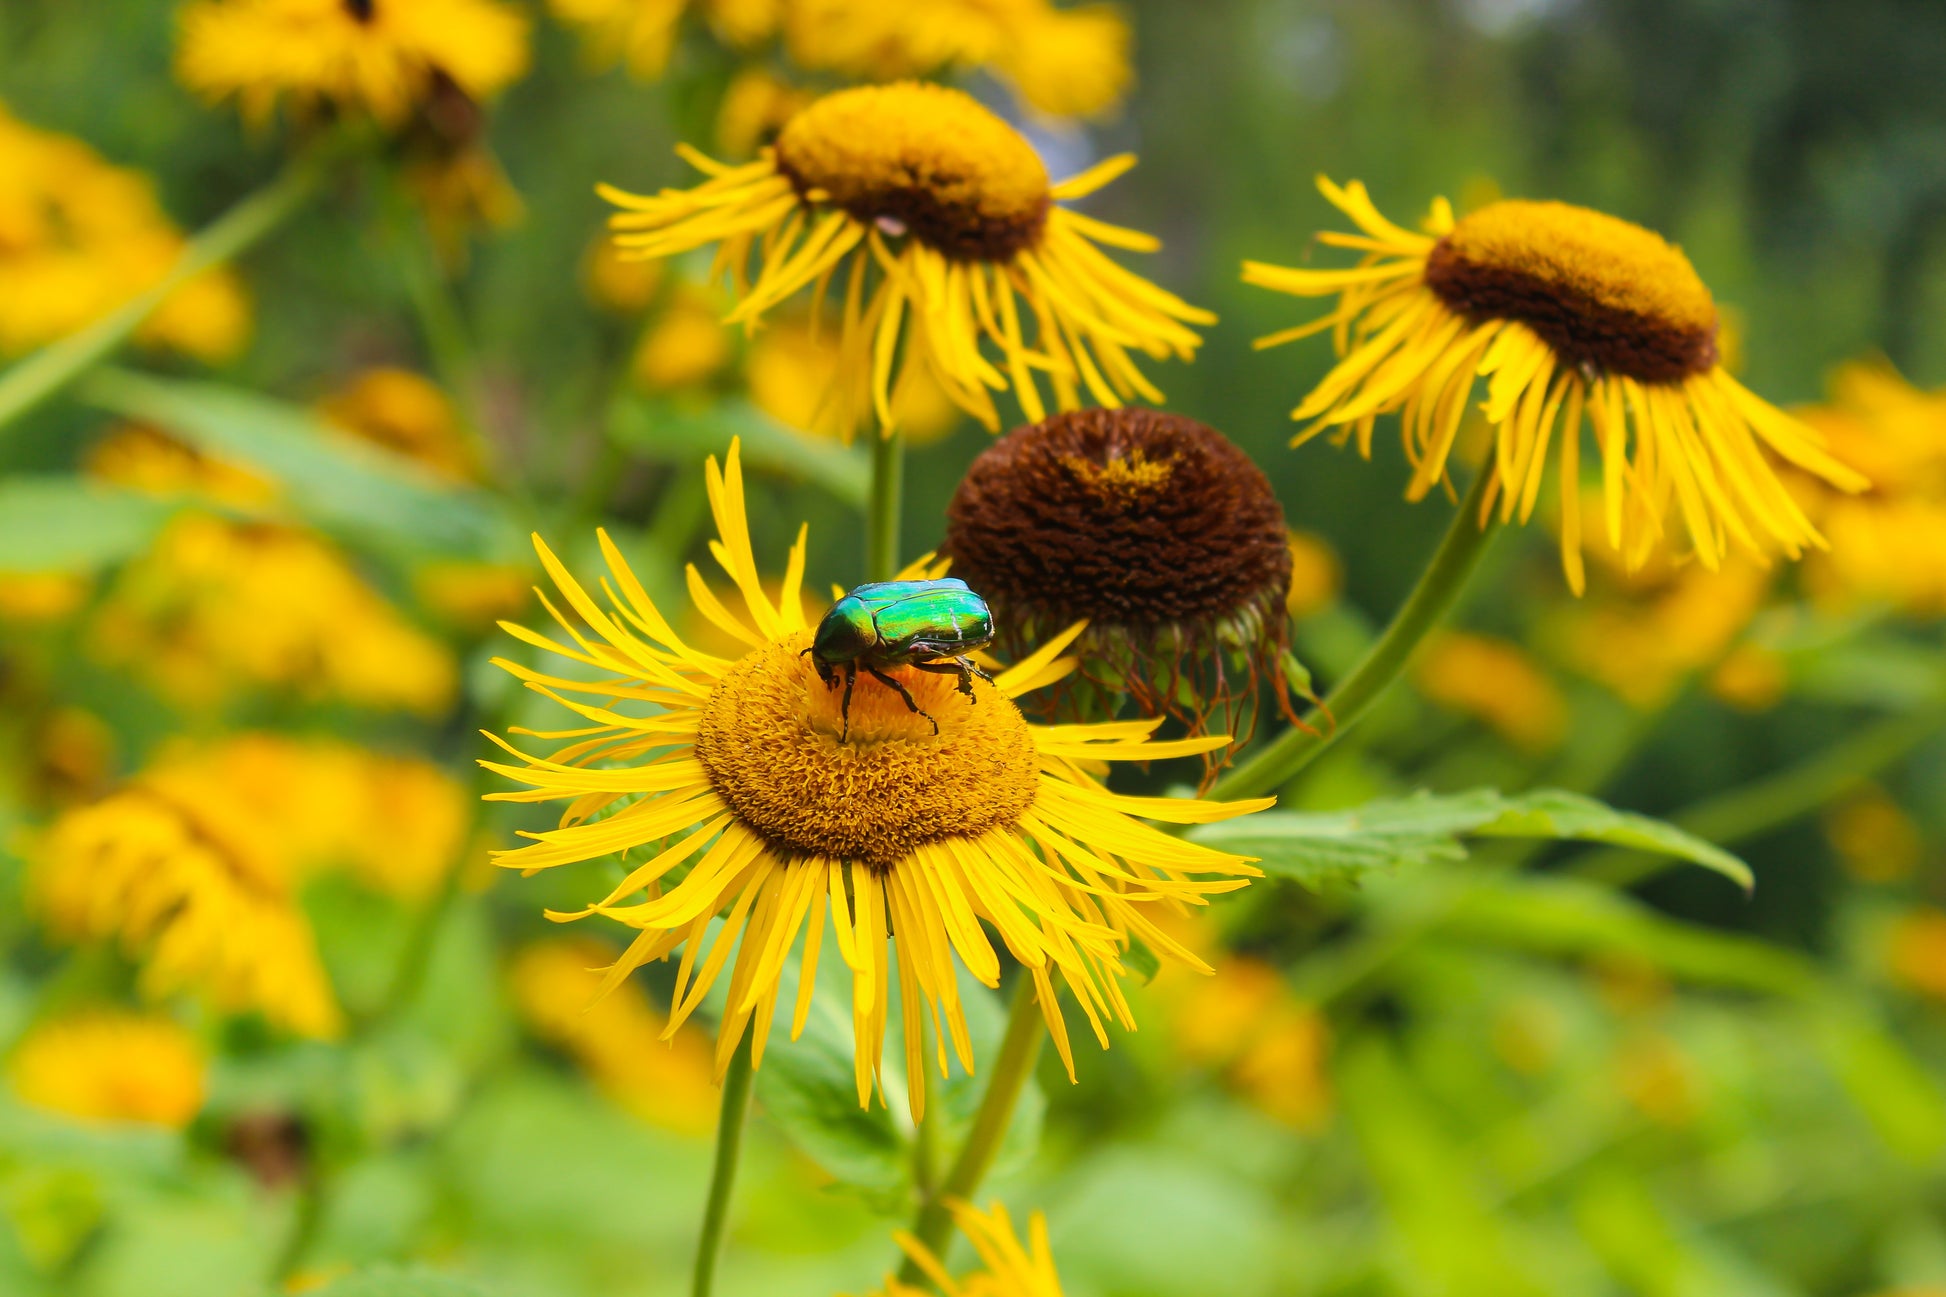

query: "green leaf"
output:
608 395 868 507
308 1265 489 1297
78 368 524 562
0 478 174 573
1190 788 1752 892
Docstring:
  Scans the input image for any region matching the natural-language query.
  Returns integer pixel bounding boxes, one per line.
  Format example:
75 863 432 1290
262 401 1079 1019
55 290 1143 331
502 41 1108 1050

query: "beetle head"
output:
812 598 877 664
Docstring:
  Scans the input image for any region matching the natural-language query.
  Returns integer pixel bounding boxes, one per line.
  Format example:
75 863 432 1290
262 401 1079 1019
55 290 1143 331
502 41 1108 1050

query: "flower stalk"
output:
867 430 906 582
693 1029 757 1297
1215 466 1502 801
898 972 1045 1283
0 153 325 436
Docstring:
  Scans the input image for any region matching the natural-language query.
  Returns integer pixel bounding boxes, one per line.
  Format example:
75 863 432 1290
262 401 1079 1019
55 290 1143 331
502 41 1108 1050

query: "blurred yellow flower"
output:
0 103 249 362
1284 531 1341 619
86 422 279 509
715 67 812 158
1246 179 1864 592
1885 908 1946 1002
31 707 120 808
633 282 735 392
549 0 778 80
0 572 90 624
176 0 530 129
1615 1030 1699 1128
1824 785 1923 883
509 939 718 1135
88 514 457 716
1707 642 1786 712
1552 556 1771 710
1415 630 1567 753
584 234 665 314
30 734 468 1035
860 1199 1069 1297
317 367 477 482
787 0 1134 121
487 441 1267 1118
7 1011 205 1129
601 81 1210 440
746 317 961 446
1796 360 1946 617
413 560 535 629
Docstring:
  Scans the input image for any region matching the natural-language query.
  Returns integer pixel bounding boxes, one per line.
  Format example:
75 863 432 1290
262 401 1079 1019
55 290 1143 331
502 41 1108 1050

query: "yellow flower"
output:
8 1011 205 1129
633 282 735 392
746 317 962 446
1796 359 1946 616
317 367 477 482
413 560 535 629
87 422 280 509
29 734 468 1034
1707 642 1786 712
88 514 456 716
787 0 1133 121
1887 908 1946 1002
1283 531 1341 619
30 741 345 1038
176 0 530 129
1414 631 1567 753
1824 786 1923 884
601 81 1211 440
0 103 249 361
715 67 812 159
0 572 90 624
486 441 1269 1117
860 1199 1069 1297
1245 178 1866 592
1551 554 1770 709
548 0 776 80
509 939 718 1135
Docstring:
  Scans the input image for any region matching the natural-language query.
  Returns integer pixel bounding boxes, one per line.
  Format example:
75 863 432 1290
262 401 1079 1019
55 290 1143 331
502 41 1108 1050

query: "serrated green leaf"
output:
309 1265 489 1297
0 478 174 572
1190 788 1751 891
78 368 524 562
608 395 868 507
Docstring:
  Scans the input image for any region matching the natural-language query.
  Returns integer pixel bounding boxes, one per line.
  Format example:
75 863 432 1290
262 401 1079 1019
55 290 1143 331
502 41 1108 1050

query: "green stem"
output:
898 974 1043 1283
0 155 323 435
1214 468 1502 802
693 1030 756 1297
271 1164 327 1285
865 430 905 582
1572 704 1946 888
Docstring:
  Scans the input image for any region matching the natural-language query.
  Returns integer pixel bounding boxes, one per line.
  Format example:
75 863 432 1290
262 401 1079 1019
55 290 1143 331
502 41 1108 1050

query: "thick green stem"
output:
866 430 905 582
0 155 322 435
898 974 1043 1282
270 1164 327 1285
693 1030 756 1297
1573 705 1946 888
1214 469 1502 801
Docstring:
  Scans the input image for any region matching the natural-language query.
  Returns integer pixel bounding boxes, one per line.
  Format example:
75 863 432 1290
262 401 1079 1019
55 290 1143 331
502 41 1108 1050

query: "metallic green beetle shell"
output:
811 578 995 667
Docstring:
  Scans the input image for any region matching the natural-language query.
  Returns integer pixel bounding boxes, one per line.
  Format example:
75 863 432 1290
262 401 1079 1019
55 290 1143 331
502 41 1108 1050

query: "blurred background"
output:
3 1 1946 1294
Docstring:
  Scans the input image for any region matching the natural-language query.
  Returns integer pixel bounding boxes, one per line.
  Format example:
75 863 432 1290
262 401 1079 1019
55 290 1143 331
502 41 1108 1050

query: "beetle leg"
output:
839 665 856 742
911 657 982 704
867 665 937 735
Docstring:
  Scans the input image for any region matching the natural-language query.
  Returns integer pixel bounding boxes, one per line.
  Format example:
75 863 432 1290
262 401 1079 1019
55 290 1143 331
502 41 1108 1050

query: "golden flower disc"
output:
773 81 1051 260
1426 199 1719 382
694 631 1038 868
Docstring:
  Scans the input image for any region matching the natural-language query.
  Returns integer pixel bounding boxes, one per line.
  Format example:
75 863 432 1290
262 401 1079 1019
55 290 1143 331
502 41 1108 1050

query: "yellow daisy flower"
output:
175 0 530 129
8 1010 206 1129
599 81 1212 440
547 0 777 81
1245 177 1867 592
1414 631 1567 754
859 1199 1068 1297
317 366 477 482
786 0 1133 122
486 441 1269 1117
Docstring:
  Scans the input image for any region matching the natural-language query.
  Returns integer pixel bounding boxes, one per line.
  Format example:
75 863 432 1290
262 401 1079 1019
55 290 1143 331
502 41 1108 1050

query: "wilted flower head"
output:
484 441 1270 1120
787 0 1133 121
0 103 249 361
600 81 1211 440
1246 178 1867 592
7 1010 206 1129
176 0 530 129
943 407 1298 758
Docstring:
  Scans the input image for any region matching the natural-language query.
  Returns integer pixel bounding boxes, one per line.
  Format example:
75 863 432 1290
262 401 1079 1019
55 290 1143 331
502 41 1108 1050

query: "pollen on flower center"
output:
693 632 1039 868
1423 199 1719 383
1060 449 1176 509
772 82 1052 261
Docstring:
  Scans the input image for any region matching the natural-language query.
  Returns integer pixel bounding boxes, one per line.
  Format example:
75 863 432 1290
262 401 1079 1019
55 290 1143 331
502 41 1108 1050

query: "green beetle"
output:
803 578 996 739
